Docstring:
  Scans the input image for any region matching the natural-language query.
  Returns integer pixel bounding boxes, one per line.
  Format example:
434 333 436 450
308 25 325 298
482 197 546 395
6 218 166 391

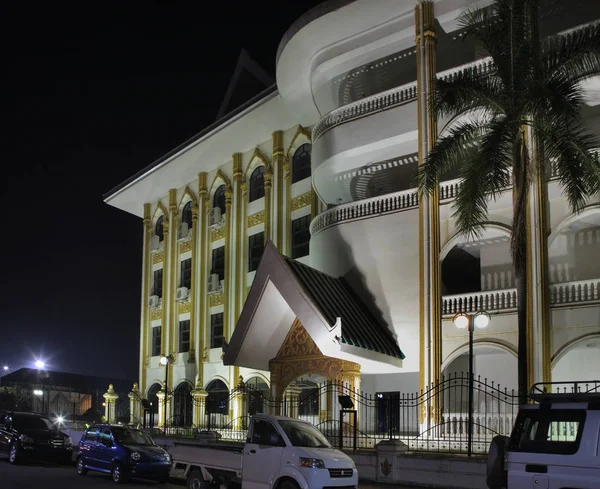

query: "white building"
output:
105 0 600 447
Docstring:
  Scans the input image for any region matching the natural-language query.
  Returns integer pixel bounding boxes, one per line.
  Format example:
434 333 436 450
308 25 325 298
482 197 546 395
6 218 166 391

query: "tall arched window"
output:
245 377 269 415
147 383 162 427
292 143 311 183
206 379 229 415
172 382 193 427
249 166 265 202
213 185 226 215
181 201 193 229
155 216 164 242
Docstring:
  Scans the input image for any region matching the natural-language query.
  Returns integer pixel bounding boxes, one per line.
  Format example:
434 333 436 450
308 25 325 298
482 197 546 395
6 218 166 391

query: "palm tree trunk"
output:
516 273 528 406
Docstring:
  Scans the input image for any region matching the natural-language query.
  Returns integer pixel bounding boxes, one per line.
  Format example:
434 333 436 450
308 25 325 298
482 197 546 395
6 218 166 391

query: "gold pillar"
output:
198 173 209 383
273 130 285 249
192 381 208 428
416 0 441 423
156 390 166 428
128 383 142 425
160 211 170 370
224 187 233 340
168 189 178 390
103 384 119 424
140 204 152 394
189 201 198 368
286 383 302 419
232 153 244 322
284 158 291 256
264 170 273 245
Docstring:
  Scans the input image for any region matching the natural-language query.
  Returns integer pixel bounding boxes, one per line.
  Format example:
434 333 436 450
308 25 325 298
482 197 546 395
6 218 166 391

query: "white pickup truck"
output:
169 414 358 489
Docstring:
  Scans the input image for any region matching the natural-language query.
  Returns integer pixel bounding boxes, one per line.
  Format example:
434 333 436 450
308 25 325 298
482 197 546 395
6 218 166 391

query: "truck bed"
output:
169 441 244 474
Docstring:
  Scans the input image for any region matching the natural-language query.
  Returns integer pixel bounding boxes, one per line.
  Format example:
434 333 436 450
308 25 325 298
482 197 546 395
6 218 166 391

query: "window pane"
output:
182 201 193 228
248 232 265 272
292 215 310 259
180 259 192 289
213 185 226 215
179 320 190 353
153 269 163 297
249 166 265 202
155 216 164 242
211 246 225 281
210 313 224 349
292 143 311 183
152 326 162 357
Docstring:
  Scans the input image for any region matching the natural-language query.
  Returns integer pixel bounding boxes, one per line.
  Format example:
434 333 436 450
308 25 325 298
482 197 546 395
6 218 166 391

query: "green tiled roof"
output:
282 256 405 360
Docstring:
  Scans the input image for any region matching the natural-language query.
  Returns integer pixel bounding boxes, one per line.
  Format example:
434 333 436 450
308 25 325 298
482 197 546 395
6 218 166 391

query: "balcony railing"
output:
309 188 418 236
312 57 494 143
442 279 600 316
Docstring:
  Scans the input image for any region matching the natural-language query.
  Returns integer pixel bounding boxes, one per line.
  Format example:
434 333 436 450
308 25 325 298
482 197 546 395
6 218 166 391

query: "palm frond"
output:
526 77 585 124
417 121 485 195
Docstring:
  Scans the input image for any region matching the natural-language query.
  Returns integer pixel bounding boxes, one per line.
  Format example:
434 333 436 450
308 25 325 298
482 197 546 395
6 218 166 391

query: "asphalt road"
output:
0 460 455 489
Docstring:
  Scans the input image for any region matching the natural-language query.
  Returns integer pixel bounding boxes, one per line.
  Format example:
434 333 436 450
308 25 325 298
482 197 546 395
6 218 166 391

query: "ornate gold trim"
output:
211 226 226 242
285 125 311 158
291 192 312 211
179 300 191 315
152 252 164 264
209 293 224 308
248 210 265 228
150 307 162 321
180 240 193 253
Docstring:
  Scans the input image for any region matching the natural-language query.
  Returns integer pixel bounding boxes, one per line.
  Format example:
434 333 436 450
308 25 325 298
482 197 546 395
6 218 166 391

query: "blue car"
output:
76 424 171 484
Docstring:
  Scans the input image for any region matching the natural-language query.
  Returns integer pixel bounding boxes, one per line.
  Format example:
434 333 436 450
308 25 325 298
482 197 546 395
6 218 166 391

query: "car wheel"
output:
8 444 19 465
487 435 510 489
278 480 299 489
111 462 129 484
187 469 209 489
76 457 88 476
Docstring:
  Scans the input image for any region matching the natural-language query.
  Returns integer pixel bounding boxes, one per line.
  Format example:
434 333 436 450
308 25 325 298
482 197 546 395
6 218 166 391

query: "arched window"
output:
147 383 162 427
245 377 269 415
292 143 311 183
206 379 229 415
155 216 164 242
213 185 226 216
249 166 265 202
172 382 193 427
181 201 193 229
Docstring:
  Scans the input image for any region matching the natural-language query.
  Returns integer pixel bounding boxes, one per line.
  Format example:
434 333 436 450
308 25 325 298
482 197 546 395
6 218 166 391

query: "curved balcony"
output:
312 57 494 143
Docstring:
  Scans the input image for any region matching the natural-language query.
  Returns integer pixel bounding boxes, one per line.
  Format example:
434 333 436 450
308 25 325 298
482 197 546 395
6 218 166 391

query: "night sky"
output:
1 1 323 381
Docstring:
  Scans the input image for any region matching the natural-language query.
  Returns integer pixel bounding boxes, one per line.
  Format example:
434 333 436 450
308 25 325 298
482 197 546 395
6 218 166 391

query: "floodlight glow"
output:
35 360 45 369
33 390 43 396
453 313 470 330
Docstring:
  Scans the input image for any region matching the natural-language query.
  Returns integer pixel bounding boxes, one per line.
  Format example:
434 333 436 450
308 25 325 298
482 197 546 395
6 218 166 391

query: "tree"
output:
418 0 600 404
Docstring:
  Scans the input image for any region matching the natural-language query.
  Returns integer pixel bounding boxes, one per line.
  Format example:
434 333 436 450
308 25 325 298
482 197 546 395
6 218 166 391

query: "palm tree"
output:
418 0 600 405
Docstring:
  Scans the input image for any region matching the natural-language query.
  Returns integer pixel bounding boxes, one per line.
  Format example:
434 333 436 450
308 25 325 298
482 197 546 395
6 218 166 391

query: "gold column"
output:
416 0 441 422
284 158 291 256
311 187 319 220
224 187 233 340
168 189 178 390
273 130 285 249
160 210 170 367
241 181 248 297
189 201 198 367
140 204 152 394
264 170 273 245
232 153 244 321
198 173 209 385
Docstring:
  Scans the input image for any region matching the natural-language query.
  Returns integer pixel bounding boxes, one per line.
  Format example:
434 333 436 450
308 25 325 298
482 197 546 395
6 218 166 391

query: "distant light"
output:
453 313 470 330
35 360 45 369
159 355 169 366
56 416 64 425
33 390 43 396
473 311 491 329
2 365 8 371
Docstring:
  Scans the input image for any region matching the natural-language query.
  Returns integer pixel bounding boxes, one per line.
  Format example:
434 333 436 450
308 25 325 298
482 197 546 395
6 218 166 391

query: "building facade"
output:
105 0 600 438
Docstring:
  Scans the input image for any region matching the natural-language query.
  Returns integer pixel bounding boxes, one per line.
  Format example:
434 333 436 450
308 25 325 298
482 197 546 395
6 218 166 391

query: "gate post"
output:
191 382 208 429
128 383 142 425
103 384 119 424
285 383 302 419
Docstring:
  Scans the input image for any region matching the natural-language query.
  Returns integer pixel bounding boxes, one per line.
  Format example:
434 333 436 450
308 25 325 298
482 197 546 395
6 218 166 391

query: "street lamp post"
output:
452 311 491 457
159 354 174 431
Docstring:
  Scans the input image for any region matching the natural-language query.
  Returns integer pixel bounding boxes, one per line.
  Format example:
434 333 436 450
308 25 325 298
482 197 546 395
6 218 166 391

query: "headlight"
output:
164 453 171 463
19 434 35 445
64 437 73 447
130 452 141 461
299 457 325 469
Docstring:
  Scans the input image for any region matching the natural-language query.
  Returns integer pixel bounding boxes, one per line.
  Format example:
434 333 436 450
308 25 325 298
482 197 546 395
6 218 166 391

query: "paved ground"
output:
0 460 455 489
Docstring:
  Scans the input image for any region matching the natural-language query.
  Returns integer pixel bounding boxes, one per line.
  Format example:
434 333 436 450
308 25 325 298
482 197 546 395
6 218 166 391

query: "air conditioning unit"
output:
176 287 189 301
209 207 222 227
150 235 161 252
208 274 221 293
148 295 160 307
178 222 189 240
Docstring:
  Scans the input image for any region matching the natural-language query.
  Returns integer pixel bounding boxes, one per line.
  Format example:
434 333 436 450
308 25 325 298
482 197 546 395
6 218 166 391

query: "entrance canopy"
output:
223 241 404 374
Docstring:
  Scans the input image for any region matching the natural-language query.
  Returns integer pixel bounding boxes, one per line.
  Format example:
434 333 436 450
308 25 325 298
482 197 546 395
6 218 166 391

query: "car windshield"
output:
12 415 57 431
112 427 155 446
279 420 331 448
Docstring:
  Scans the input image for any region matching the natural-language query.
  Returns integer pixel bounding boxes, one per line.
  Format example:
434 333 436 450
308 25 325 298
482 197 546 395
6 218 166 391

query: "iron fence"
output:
156 372 519 455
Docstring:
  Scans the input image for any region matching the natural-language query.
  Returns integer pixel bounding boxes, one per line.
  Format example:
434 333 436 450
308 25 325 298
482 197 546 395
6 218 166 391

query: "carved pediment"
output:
276 319 322 359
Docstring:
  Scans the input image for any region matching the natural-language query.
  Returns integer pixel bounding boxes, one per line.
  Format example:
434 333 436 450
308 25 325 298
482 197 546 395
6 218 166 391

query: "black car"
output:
0 411 73 464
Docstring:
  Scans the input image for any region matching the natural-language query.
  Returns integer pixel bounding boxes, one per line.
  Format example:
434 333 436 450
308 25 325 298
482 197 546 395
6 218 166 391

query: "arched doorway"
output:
146 383 161 427
206 379 229 430
172 381 193 427
553 335 600 383
244 377 269 415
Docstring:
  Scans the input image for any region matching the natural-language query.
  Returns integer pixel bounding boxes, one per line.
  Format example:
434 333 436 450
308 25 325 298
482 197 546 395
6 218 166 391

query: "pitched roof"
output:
281 256 404 359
